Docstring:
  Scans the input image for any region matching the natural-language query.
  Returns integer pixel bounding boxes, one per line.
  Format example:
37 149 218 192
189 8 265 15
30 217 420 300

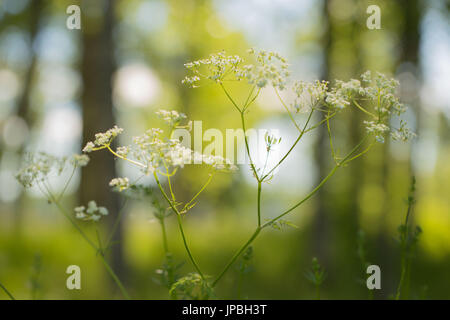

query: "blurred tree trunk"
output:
80 0 126 288
311 0 332 265
13 0 43 234
377 0 422 297
312 0 362 271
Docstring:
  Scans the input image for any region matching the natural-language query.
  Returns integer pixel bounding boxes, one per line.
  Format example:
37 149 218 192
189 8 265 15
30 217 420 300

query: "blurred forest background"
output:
0 0 449 299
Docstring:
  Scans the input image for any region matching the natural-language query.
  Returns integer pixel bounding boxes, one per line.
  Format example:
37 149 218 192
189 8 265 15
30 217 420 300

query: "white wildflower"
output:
116 146 130 157
109 177 130 191
16 153 67 188
291 80 328 112
74 201 108 222
156 109 187 127
84 126 124 151
71 154 90 167
82 142 95 153
246 49 290 90
364 120 390 143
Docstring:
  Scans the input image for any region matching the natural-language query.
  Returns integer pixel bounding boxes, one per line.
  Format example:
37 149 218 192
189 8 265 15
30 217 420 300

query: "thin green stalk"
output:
219 83 241 113
160 217 169 254
105 198 129 250
213 134 370 287
352 99 377 119
262 108 314 180
395 186 415 300
212 228 261 287
263 166 339 228
105 174 143 250
326 111 338 164
44 186 131 299
303 112 337 134
57 166 76 201
219 84 260 181
153 172 206 280
182 173 214 213
240 111 259 181
264 134 369 227
274 88 302 132
0 281 15 300
257 181 262 227
98 254 131 300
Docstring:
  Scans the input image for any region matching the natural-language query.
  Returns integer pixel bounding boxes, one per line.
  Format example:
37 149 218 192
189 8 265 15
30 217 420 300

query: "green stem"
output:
213 134 370 287
262 108 314 180
160 217 169 254
326 111 338 164
57 166 76 201
0 281 15 300
182 173 214 213
98 254 131 300
274 88 302 132
263 134 369 227
257 181 262 227
353 99 377 119
45 188 131 299
219 83 241 113
154 172 206 280
212 227 261 287
240 111 259 181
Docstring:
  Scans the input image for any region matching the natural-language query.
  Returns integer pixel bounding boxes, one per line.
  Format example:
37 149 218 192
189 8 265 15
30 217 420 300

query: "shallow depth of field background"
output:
0 0 449 299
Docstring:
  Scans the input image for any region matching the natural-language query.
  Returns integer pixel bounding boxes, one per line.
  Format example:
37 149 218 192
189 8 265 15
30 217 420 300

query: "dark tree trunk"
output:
13 0 43 234
80 0 126 288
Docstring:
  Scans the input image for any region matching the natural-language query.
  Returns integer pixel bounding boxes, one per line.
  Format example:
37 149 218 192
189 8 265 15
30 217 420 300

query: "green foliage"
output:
169 273 214 300
153 253 184 291
304 257 327 300
396 177 422 300
29 254 42 300
266 219 298 231
236 246 254 299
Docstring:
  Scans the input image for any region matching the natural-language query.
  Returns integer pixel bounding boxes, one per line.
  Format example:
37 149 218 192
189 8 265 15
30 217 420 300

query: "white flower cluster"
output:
361 71 405 115
182 51 244 87
325 79 365 110
288 71 413 144
246 48 290 90
130 119 237 173
116 146 130 157
71 154 90 167
109 177 130 191
264 132 282 152
16 153 66 188
83 125 124 152
16 153 89 188
156 109 187 127
292 80 328 113
182 49 290 90
82 111 238 174
391 120 416 142
74 200 108 222
363 121 390 143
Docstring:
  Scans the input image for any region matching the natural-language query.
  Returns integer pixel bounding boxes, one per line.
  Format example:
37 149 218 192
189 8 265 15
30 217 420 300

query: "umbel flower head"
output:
182 48 289 90
84 110 238 175
286 71 414 144
182 49 414 145
74 200 108 222
109 177 130 192
82 125 124 153
16 153 89 188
